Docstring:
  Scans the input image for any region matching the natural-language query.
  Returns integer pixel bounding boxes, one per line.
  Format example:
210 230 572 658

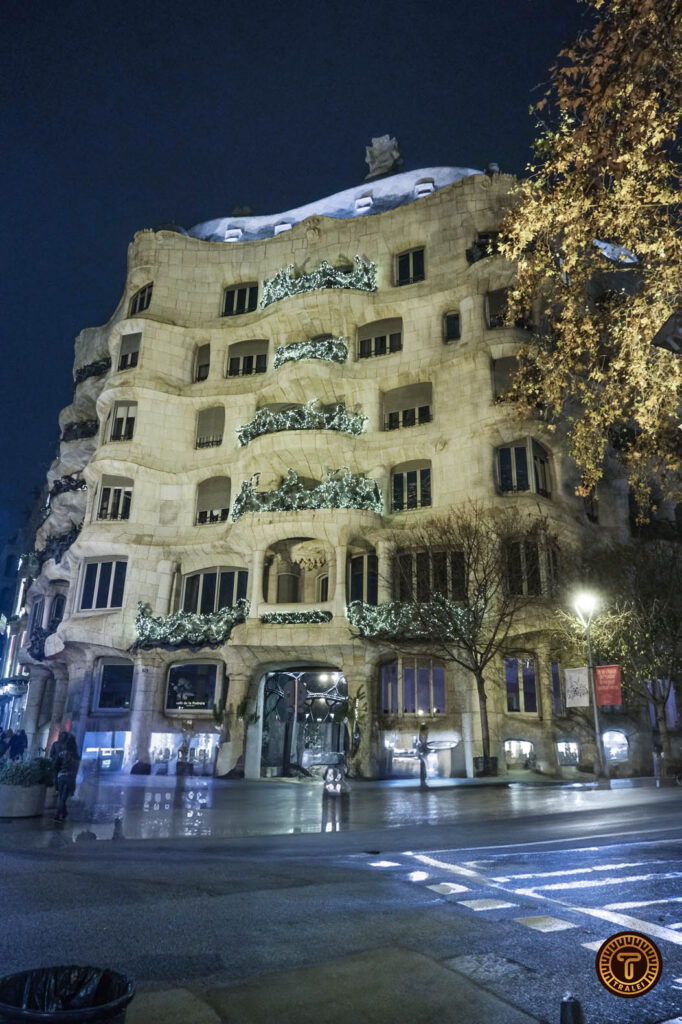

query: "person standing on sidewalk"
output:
54 733 80 822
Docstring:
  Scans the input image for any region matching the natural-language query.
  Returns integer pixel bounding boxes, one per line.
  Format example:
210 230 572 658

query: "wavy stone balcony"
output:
230 469 383 522
237 401 366 447
134 599 249 650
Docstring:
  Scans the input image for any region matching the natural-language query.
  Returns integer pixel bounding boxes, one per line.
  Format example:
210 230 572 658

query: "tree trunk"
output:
655 700 674 770
475 673 490 761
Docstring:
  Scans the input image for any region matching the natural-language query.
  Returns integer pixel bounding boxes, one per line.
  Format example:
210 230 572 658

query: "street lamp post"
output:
574 592 608 780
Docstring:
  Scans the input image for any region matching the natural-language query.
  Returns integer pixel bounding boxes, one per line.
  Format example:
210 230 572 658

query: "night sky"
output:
1 0 585 540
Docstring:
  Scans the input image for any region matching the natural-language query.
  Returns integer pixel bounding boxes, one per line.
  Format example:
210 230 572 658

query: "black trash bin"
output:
0 966 135 1023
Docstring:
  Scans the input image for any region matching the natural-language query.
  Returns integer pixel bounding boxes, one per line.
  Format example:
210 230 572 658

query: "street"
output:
0 779 680 1022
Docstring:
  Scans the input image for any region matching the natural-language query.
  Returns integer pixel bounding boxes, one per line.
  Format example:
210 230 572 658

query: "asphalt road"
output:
0 784 679 1023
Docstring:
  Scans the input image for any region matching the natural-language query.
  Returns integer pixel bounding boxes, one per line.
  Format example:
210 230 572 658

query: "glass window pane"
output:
522 659 537 713
350 556 365 603
397 554 413 602
242 355 253 375
499 447 513 491
366 554 378 605
166 664 217 712
402 407 416 427
111 562 127 607
247 286 258 311
420 468 431 506
99 663 133 709
514 446 529 491
412 249 425 281
228 356 240 376
235 287 247 314
374 335 386 356
389 332 402 352
445 313 460 340
199 571 217 614
416 551 430 602
417 664 430 711
525 542 541 595
432 666 445 713
392 474 404 511
506 658 520 711
433 552 447 595
224 290 235 315
218 571 235 609
450 551 466 600
255 353 267 373
359 338 371 359
183 575 200 613
406 471 418 509
236 570 248 601
95 561 113 608
397 253 410 283
403 664 416 713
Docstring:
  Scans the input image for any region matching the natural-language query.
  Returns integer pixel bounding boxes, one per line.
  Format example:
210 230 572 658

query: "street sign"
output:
595 665 622 706
565 667 590 707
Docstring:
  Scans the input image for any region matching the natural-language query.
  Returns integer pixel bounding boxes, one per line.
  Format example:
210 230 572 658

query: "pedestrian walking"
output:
54 733 80 822
0 729 14 757
7 731 25 760
416 724 429 789
16 729 27 757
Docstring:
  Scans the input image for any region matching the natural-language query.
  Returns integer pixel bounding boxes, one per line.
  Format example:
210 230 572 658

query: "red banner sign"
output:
595 665 622 706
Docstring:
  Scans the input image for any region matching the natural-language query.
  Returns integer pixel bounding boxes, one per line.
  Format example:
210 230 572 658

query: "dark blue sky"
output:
1 0 585 540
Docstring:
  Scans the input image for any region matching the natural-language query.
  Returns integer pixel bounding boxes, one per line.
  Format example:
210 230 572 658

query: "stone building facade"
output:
18 163 652 780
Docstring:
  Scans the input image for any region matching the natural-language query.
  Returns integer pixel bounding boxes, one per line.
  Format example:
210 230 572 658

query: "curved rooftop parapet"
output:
188 166 483 243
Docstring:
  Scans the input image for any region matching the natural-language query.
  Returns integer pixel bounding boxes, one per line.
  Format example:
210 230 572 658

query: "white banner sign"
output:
565 667 590 707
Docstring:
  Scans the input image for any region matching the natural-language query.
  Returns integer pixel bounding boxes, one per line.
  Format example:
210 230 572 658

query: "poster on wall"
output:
166 664 217 712
565 667 590 707
595 665 622 706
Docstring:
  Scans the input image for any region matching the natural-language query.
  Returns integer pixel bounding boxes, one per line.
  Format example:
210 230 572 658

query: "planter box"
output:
0 784 47 818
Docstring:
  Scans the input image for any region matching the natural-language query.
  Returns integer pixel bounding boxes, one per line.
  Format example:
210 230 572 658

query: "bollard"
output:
560 992 582 1024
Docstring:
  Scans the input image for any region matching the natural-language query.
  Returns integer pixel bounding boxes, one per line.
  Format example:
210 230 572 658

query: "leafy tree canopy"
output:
502 0 682 514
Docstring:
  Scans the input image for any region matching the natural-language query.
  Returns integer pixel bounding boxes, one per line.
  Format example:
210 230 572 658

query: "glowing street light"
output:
573 591 607 779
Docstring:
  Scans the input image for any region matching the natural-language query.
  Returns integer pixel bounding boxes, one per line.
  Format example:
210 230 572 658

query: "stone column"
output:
21 665 52 753
248 549 265 617
126 652 167 771
332 545 347 615
376 540 394 604
215 672 250 776
345 670 376 778
46 662 69 752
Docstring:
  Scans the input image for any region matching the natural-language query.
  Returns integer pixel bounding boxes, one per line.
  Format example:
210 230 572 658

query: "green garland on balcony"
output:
134 598 249 650
231 468 383 521
261 610 333 625
260 256 376 308
237 400 365 447
346 599 476 641
273 336 348 369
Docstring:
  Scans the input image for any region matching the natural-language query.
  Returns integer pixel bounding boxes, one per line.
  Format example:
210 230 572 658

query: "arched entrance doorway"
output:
260 667 348 777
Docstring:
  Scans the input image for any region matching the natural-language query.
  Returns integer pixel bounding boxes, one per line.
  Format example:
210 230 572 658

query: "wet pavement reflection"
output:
1 771 677 847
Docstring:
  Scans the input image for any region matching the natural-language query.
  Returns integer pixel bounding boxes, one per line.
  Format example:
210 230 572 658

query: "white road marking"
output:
581 940 604 951
492 859 674 882
604 895 682 911
515 870 682 895
569 907 682 947
427 882 470 895
412 853 485 881
424 827 682 856
369 860 401 867
459 899 517 911
515 915 576 932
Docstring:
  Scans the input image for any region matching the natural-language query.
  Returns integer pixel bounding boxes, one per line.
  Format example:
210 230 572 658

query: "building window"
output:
443 312 461 344
47 594 66 632
383 383 432 430
182 567 247 614
227 340 268 376
394 550 466 602
118 332 141 371
347 554 378 604
28 597 44 634
486 288 509 329
551 661 563 715
97 477 133 521
557 740 580 766
223 283 258 316
166 663 218 713
380 658 445 715
466 232 501 265
395 248 425 286
357 319 402 360
276 569 301 604
196 477 230 524
195 406 224 449
497 439 551 498
391 463 432 512
505 539 541 597
317 574 329 602
492 357 517 400
79 559 127 611
505 657 538 713
129 283 153 316
96 659 134 710
602 730 629 762
194 344 210 382
109 402 137 442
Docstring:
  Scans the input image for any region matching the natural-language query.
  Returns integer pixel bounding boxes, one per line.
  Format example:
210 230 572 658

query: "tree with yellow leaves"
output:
502 0 682 514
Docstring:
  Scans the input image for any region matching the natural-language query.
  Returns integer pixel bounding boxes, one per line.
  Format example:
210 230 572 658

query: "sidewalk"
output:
126 947 546 1024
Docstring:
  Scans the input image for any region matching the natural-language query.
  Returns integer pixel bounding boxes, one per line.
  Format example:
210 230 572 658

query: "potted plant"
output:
0 757 54 817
